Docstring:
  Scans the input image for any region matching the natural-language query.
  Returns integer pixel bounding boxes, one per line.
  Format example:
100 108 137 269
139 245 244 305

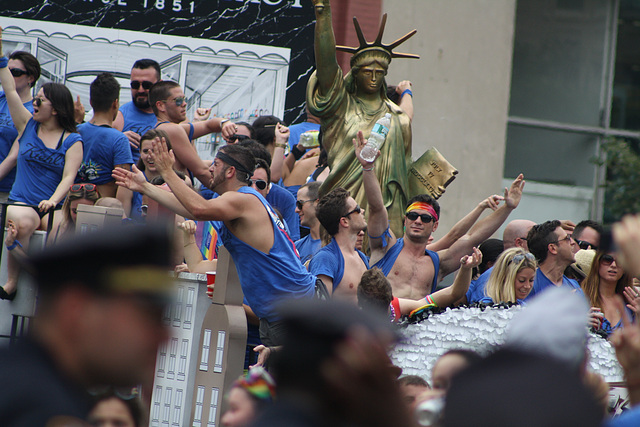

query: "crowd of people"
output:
2 13 640 427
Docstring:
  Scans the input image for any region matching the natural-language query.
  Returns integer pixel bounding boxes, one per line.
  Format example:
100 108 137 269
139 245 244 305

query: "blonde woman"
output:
481 247 537 304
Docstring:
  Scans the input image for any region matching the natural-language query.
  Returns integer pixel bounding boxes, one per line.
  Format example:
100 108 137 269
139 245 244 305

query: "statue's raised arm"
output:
312 0 340 96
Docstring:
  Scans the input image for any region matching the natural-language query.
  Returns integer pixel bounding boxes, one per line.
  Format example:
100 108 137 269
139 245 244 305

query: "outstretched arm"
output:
354 131 397 262
0 27 33 134
189 117 236 141
428 194 503 252
438 174 525 277
428 248 481 308
313 0 340 95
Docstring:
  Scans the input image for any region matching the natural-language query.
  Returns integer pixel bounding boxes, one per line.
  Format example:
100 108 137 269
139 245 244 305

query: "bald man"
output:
465 219 536 303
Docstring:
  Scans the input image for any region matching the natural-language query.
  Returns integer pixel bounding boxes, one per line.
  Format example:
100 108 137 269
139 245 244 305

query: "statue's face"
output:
356 62 387 94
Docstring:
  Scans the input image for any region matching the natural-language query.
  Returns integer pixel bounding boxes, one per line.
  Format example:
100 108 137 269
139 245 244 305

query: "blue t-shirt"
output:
0 92 34 192
526 268 583 301
266 183 300 241
119 102 156 162
221 186 315 321
287 121 320 150
607 407 640 427
295 233 322 265
374 237 440 294
466 267 493 303
10 119 82 205
479 296 527 306
309 239 370 291
77 123 133 185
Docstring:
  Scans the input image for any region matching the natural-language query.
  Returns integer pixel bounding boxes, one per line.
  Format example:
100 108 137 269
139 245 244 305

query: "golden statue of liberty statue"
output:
308 0 457 238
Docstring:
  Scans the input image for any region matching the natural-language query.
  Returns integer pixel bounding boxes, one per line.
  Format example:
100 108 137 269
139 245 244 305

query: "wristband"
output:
275 143 287 149
6 240 22 251
0 57 8 69
291 145 305 160
220 118 230 126
362 165 374 171
401 89 413 98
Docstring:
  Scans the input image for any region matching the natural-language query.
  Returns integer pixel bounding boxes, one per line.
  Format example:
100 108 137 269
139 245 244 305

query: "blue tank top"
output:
0 92 34 192
10 119 82 205
221 186 315 321
374 237 440 294
119 102 157 162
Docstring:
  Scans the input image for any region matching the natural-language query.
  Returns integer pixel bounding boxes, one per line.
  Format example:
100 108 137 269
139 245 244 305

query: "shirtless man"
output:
113 142 318 346
148 81 236 186
356 131 524 299
308 187 369 304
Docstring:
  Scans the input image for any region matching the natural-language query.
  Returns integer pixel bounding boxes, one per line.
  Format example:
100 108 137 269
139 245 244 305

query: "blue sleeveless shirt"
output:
374 237 440 294
10 119 82 205
221 186 316 321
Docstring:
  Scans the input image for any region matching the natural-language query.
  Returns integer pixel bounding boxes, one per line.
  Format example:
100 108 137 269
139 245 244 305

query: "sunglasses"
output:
342 205 362 218
575 239 597 251
508 252 536 266
296 199 316 210
163 96 186 107
406 211 434 223
551 234 572 245
33 97 45 107
10 68 29 77
233 134 250 142
130 80 154 90
70 183 97 192
250 179 268 190
601 254 616 265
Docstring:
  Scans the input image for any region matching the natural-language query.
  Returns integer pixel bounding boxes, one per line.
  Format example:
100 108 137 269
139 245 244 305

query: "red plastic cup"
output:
206 271 216 299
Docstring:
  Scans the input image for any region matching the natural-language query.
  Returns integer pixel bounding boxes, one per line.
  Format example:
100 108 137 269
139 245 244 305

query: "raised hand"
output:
194 108 211 122
113 164 148 193
479 194 503 211
353 130 378 167
460 247 482 269
150 136 176 175
504 173 525 209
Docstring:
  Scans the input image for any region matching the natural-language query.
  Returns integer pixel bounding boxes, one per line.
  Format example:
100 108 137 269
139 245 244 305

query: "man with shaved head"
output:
465 219 536 303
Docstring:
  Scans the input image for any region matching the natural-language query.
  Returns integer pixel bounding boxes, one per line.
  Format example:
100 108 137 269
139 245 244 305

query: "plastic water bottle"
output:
360 113 391 162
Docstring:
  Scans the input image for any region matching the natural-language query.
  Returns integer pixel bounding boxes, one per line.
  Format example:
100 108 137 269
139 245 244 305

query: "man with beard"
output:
148 81 236 187
113 144 322 347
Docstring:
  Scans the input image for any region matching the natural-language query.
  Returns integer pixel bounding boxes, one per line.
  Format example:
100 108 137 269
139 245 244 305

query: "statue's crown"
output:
336 14 420 66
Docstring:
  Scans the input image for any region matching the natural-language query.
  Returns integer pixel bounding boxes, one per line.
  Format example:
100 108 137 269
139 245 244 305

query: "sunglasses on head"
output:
601 254 616 265
508 252 536 266
10 68 29 77
250 179 268 190
70 183 97 193
163 96 186 107
575 239 597 251
342 205 362 218
130 80 154 90
406 211 434 223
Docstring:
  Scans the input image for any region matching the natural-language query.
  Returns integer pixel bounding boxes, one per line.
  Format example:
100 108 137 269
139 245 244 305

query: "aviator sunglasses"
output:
130 80 154 90
406 211 434 223
163 96 186 107
250 179 268 191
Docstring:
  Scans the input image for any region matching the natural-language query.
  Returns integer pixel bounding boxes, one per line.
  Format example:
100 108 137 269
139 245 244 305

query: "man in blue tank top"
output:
113 59 161 162
113 144 320 346
148 81 236 189
355 131 525 300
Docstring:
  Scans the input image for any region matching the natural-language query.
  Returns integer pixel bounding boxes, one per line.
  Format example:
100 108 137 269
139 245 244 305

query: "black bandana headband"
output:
216 151 254 176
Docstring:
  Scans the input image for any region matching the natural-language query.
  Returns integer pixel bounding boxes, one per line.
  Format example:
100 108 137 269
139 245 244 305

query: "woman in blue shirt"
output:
0 29 83 299
481 248 537 305
581 250 634 336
